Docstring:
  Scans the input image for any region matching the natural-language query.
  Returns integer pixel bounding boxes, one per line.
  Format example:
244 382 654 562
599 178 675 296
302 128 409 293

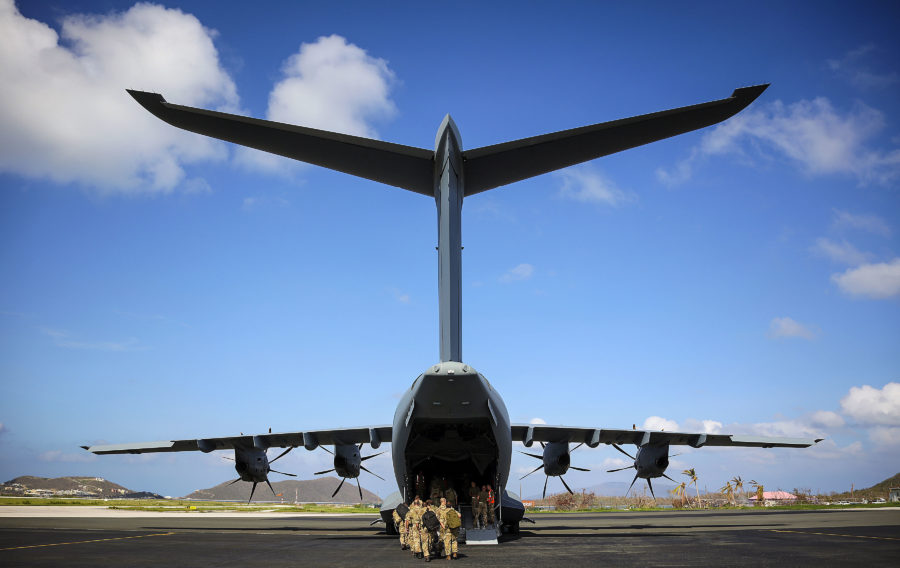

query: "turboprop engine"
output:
519 441 590 499
225 445 295 503
314 443 385 499
607 443 675 498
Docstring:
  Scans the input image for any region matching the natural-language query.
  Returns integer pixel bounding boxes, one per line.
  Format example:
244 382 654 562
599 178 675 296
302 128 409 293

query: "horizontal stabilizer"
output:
127 90 434 195
463 84 769 195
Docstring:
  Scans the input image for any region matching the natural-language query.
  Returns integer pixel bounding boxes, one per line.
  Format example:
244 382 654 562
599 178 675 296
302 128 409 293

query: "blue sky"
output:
1 0 898 499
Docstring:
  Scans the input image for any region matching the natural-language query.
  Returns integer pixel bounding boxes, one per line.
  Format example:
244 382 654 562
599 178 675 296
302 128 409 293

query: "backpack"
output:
422 509 440 532
395 502 409 520
445 508 461 529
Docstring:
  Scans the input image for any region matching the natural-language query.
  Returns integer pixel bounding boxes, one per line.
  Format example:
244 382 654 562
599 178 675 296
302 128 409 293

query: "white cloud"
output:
39 450 97 463
809 410 845 429
388 287 411 304
529 417 547 425
682 419 724 434
500 263 535 283
832 210 891 237
827 44 900 89
767 316 817 340
238 35 397 172
0 0 238 194
643 416 679 432
840 382 900 426
601 457 630 470
556 165 635 206
658 97 900 186
831 258 900 299
868 427 900 446
805 439 864 460
812 238 871 266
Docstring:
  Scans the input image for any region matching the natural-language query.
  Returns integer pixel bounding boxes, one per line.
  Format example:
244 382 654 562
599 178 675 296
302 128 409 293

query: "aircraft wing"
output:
463 84 769 195
82 426 393 455
126 90 434 195
510 424 820 449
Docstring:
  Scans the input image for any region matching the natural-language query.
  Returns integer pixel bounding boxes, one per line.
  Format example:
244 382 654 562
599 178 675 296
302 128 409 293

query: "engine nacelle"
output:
541 442 571 477
634 444 670 479
234 446 269 482
333 444 362 479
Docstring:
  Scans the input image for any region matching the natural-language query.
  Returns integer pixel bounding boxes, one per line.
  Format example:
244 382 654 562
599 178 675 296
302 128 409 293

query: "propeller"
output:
606 443 676 499
314 443 385 500
519 442 590 499
224 445 297 503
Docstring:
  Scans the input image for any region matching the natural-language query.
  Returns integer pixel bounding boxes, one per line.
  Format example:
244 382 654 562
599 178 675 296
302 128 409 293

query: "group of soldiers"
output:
467 481 496 529
392 495 460 561
391 476 499 561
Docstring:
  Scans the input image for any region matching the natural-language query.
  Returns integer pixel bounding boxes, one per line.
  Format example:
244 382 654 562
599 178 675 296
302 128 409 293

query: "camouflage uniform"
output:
437 502 459 558
406 502 423 556
419 503 434 560
468 482 479 510
486 486 496 525
391 509 408 549
444 486 458 508
475 488 488 528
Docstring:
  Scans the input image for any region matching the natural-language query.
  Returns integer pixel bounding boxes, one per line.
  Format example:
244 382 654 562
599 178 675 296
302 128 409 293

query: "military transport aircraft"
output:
83 83 820 535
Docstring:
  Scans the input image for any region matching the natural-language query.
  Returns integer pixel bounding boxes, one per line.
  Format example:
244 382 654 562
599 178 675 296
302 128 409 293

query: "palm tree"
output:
683 468 700 508
720 481 735 506
670 482 687 508
750 479 763 506
731 476 744 505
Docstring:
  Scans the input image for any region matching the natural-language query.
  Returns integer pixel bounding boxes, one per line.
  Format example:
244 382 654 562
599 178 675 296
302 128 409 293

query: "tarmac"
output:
1 506 897 567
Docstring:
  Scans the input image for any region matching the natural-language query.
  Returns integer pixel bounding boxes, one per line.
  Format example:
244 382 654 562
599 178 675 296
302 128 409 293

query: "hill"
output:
828 472 900 501
1 475 163 499
184 477 381 504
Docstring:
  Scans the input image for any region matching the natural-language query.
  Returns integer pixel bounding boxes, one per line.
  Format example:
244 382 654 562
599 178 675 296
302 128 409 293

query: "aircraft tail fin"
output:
462 84 769 195
126 90 435 195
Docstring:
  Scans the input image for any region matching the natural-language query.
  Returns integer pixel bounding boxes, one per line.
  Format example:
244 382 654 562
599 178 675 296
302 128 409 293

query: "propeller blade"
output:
520 464 544 480
612 444 635 460
320 446 334 455
360 465 385 481
358 443 363 450
517 451 544 460
662 473 676 483
570 466 590 472
571 443 584 452
647 478 655 499
270 446 293 464
248 481 258 504
626 473 639 496
266 479 276 496
607 466 635 473
360 451 386 462
314 468 336 475
226 477 242 486
269 469 297 477
356 477 363 501
542 476 549 500
540 442 545 449
331 477 347 499
560 475 574 495
221 456 235 461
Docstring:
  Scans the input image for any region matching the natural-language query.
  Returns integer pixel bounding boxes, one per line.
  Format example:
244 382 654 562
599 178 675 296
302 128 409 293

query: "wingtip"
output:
731 83 770 102
126 89 168 112
80 445 90 451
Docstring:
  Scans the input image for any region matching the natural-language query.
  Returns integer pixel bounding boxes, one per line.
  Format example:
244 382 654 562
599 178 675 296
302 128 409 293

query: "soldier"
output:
406 496 423 558
468 481 479 512
476 485 489 529
392 502 409 551
444 482 458 508
420 499 437 562
485 483 496 526
437 497 460 560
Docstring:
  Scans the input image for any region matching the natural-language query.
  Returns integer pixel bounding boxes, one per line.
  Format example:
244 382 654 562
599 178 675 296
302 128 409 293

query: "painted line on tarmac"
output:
0 532 175 551
770 529 899 541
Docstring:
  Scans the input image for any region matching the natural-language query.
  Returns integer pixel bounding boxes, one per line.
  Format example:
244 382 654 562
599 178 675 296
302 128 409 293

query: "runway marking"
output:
0 532 175 551
770 529 899 541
